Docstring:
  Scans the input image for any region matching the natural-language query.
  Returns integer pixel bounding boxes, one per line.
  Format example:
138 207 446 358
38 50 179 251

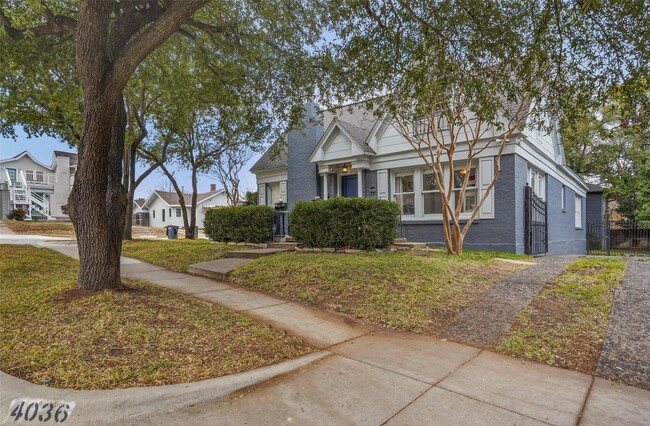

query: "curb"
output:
1 351 331 425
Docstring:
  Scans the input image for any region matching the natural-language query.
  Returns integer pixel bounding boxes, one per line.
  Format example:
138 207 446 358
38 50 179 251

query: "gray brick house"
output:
251 103 597 255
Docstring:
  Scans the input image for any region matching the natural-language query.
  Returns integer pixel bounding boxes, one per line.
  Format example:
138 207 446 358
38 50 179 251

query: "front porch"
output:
318 160 374 199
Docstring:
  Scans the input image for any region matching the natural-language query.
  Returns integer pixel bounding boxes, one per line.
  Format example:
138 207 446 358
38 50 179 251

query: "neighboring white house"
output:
0 150 77 220
137 185 228 228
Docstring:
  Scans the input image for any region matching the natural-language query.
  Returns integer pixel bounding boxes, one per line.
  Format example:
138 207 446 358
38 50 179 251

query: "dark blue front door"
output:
342 175 358 197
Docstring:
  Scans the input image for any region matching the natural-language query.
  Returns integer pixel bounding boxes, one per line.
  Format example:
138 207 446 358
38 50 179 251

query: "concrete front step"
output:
268 242 299 249
393 242 427 249
188 258 253 280
225 248 290 259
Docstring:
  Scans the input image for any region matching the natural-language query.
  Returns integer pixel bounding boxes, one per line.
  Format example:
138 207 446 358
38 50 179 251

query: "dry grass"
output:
4 220 75 237
0 245 313 390
229 250 529 334
121 239 253 272
497 258 627 373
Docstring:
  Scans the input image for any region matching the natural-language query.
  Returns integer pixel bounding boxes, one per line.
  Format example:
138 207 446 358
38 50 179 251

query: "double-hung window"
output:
35 171 44 183
176 208 182 217
422 171 442 215
453 166 477 213
575 195 582 228
528 168 545 200
26 170 34 182
394 173 415 215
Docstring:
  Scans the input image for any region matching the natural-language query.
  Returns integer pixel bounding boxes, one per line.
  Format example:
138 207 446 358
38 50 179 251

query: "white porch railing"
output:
2 168 54 219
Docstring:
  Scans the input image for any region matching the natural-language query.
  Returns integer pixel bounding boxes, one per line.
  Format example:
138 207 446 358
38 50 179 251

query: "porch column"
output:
357 169 364 198
321 173 328 200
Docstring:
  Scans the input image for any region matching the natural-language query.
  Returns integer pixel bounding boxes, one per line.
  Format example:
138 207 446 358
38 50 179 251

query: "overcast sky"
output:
0 127 261 199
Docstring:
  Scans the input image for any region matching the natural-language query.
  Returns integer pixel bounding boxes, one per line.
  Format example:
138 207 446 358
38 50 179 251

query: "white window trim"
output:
575 195 583 229
393 170 416 217
422 169 443 217
561 185 566 212
451 165 478 215
528 167 546 200
392 161 482 221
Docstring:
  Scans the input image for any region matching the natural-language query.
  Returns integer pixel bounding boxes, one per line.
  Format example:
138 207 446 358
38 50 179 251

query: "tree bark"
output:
106 96 128 263
69 0 208 290
68 96 124 290
159 163 192 235
188 168 198 239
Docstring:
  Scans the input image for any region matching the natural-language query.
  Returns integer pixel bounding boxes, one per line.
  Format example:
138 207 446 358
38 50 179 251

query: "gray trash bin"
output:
166 225 179 239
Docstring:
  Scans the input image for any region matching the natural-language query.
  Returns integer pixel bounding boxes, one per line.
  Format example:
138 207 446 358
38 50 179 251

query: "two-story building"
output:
0 150 76 220
252 103 604 255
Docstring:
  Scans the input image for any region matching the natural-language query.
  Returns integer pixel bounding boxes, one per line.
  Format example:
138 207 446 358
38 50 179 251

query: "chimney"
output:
210 183 216 192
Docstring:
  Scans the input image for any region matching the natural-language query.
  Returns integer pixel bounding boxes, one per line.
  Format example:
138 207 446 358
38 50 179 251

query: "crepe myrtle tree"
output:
388 97 531 255
1 0 325 289
322 0 647 255
211 145 254 207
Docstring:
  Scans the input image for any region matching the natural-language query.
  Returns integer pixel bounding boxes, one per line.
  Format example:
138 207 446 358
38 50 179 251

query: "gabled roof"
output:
134 198 146 207
336 119 375 154
52 151 78 167
309 117 377 162
250 138 288 173
0 150 53 170
144 189 225 208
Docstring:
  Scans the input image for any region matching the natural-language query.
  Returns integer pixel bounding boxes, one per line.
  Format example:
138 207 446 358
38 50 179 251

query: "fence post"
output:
606 211 611 256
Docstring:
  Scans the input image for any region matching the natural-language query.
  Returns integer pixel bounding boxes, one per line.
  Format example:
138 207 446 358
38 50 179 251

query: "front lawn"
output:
121 239 253 272
497 258 627 373
229 250 531 334
3 220 75 237
0 245 313 390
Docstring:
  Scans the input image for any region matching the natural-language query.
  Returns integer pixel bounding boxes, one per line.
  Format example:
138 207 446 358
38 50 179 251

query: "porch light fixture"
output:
342 163 349 173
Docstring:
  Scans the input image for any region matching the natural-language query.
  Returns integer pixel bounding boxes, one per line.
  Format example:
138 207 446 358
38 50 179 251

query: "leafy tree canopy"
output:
321 0 648 132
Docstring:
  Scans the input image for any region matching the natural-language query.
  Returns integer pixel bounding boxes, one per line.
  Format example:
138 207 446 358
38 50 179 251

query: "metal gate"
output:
587 219 650 256
271 211 287 239
524 184 548 255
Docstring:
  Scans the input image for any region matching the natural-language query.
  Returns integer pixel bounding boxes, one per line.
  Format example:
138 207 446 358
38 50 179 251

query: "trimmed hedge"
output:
204 206 274 243
290 198 399 249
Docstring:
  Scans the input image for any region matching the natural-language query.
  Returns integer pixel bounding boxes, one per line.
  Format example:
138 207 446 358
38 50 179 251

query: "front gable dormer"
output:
309 118 375 163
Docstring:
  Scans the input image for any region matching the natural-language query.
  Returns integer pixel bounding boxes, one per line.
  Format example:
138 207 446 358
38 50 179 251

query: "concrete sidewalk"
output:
3 243 649 425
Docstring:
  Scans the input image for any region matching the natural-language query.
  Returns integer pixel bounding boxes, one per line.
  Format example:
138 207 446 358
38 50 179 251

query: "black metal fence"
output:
587 220 650 256
524 185 548 255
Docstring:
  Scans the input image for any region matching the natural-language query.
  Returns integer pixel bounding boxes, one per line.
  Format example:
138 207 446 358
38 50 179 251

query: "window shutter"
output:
258 184 266 206
280 180 287 203
479 157 495 219
377 170 389 200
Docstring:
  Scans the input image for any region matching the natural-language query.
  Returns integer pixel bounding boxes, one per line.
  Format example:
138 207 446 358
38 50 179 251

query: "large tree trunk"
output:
122 141 138 240
106 96 129 260
67 0 208 290
68 97 124 290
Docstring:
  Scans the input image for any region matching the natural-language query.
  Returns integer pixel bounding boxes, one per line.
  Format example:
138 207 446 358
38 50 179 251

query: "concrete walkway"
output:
597 259 650 389
2 243 649 425
442 255 578 346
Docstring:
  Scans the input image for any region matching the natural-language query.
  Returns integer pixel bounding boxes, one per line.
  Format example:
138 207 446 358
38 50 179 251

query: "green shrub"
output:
7 208 27 221
290 198 399 249
204 206 274 243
